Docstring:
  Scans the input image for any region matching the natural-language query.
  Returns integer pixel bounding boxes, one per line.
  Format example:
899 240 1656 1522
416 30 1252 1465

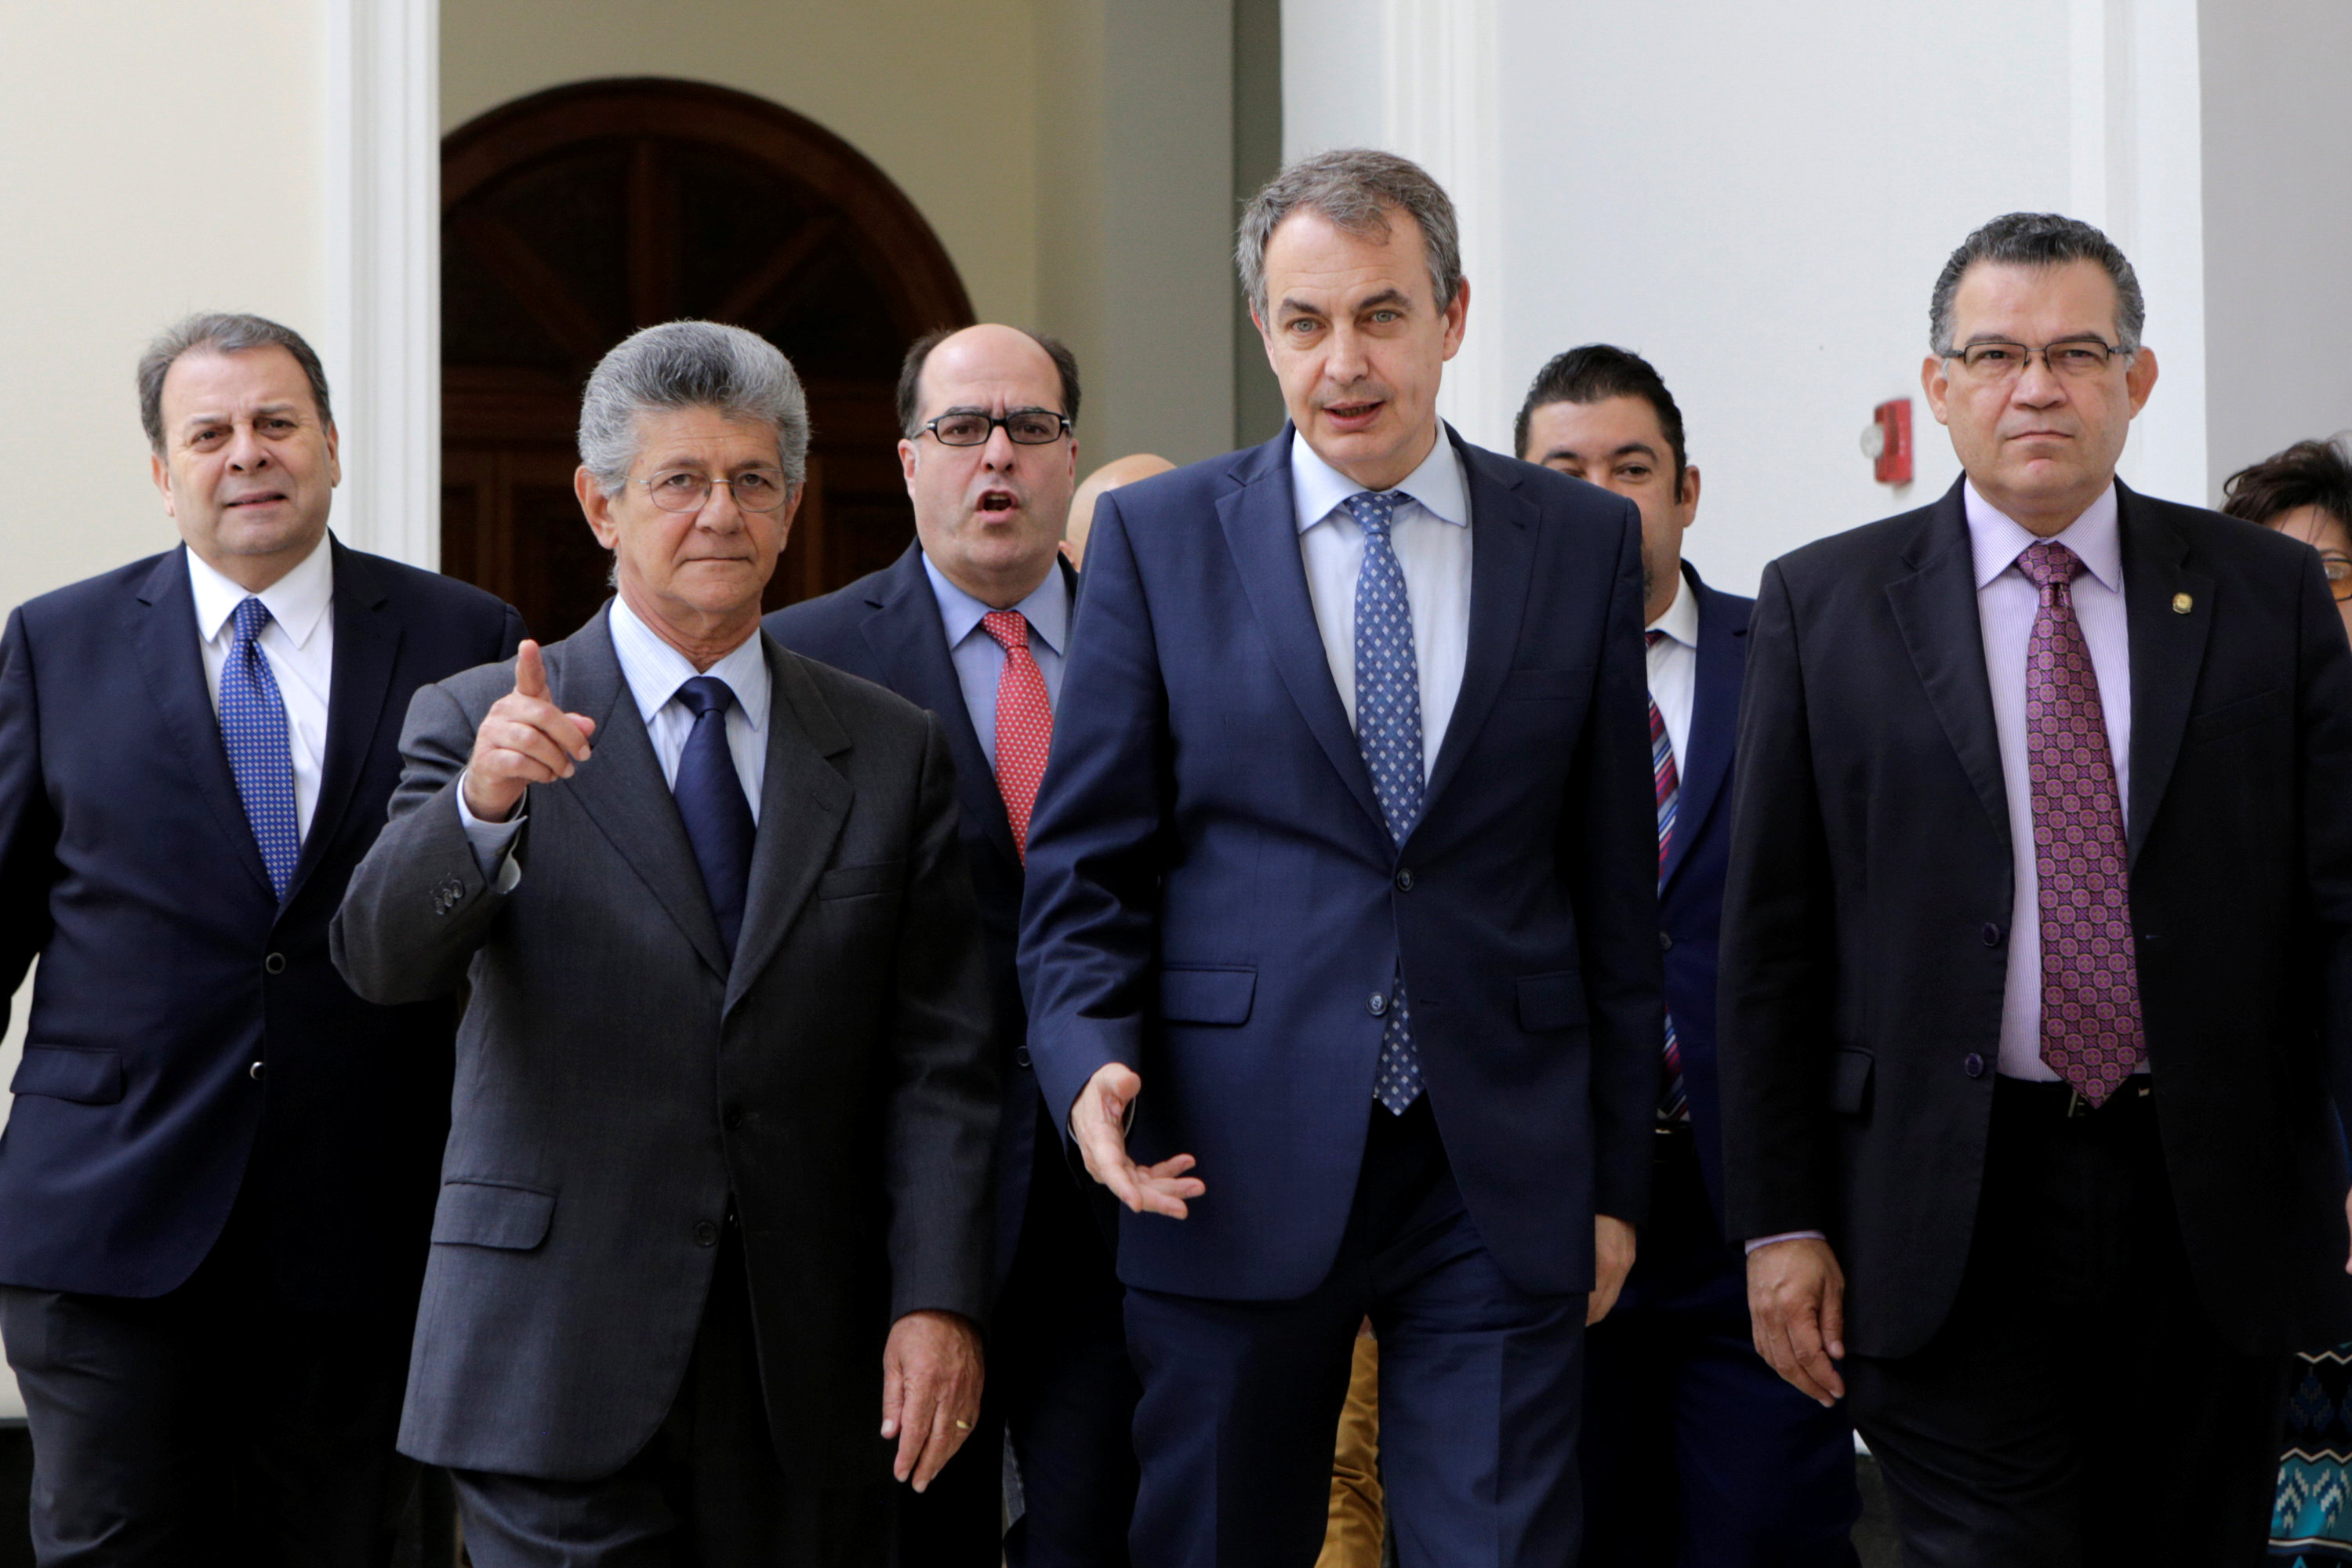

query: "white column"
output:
325 0 440 568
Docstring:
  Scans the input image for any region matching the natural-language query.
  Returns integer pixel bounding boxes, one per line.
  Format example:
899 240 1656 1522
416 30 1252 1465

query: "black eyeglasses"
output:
916 410 1072 447
2321 554 2352 603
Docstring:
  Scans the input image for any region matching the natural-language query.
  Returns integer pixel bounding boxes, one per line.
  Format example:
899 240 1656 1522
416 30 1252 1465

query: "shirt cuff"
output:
1744 1230 1828 1254
456 770 526 893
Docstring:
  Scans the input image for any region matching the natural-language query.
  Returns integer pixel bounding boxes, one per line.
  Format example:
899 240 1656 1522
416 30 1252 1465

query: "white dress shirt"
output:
921 551 1070 760
1645 568 1700 774
1291 430 1473 782
187 530 336 840
1966 480 2141 1083
462 595 772 876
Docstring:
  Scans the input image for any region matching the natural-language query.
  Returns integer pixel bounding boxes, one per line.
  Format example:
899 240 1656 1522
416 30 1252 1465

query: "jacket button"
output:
1962 1052 1986 1079
1014 1047 1033 1069
1658 931 1673 953
1368 993 1388 1017
1980 922 2002 947
263 953 286 975
693 1221 718 1247
249 1061 266 1081
1395 869 1414 891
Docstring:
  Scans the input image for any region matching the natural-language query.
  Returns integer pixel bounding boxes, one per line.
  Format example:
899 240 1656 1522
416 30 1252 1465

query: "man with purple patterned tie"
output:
1722 213 2352 1564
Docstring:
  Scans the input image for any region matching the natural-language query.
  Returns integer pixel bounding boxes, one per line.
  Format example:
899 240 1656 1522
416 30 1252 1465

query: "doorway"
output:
441 78 973 639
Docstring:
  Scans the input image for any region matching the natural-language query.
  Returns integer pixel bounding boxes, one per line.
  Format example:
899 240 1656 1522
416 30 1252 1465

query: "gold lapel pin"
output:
2172 592 2193 615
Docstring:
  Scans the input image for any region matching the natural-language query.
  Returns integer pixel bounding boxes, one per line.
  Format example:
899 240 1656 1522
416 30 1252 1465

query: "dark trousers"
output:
1581 1124 1860 1567
452 1219 892 1568
1123 1098 1588 1568
898 1110 1141 1568
0 1196 417 1568
1844 1076 2292 1568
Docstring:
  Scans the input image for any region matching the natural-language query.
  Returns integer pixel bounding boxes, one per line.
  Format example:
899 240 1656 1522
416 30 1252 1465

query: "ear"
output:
1252 306 1281 372
151 450 176 517
1920 354 1954 426
323 420 342 488
2125 347 2160 415
1439 278 1471 363
575 466 621 551
898 437 920 495
1679 463 1701 524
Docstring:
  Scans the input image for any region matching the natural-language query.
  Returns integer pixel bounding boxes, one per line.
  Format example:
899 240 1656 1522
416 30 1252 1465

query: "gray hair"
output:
578 321 810 494
1237 148 1463 322
1929 212 2146 356
138 313 333 454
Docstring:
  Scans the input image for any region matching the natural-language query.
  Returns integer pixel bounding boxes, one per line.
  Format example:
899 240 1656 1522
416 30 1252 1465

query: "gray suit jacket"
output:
332 604 997 1485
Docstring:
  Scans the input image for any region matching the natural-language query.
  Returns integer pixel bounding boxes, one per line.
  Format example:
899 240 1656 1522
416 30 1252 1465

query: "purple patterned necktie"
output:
1647 630 1686 1123
2016 539 2143 1105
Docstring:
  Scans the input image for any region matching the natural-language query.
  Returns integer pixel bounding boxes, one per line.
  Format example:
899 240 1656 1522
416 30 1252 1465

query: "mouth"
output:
976 488 1021 516
1320 400 1385 432
223 491 289 510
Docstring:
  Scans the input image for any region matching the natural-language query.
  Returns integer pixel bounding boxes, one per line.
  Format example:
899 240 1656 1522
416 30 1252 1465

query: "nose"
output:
2012 352 2065 405
695 481 746 530
224 419 271 470
980 421 1021 470
1324 321 1370 387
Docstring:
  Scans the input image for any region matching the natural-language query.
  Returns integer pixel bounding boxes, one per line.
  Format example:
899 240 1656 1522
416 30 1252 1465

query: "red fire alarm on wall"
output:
1860 397 1912 485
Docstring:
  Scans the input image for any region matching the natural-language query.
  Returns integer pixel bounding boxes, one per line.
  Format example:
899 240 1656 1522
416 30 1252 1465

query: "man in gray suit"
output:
333 321 999 1566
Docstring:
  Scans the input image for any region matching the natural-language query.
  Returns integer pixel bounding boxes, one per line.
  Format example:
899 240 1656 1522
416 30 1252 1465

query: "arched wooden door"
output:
441 78 973 640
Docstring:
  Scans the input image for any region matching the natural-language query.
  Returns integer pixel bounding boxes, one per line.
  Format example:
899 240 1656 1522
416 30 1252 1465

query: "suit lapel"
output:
284 540 400 906
2118 485 2213 866
862 543 1022 873
130 548 275 899
1216 430 1389 840
726 639 854 1012
1661 567 1744 893
1884 481 2011 848
555 607 731 979
1421 432 1537 822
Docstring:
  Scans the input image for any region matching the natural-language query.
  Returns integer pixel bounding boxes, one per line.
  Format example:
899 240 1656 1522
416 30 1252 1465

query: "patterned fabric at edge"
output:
2273 1346 2352 1563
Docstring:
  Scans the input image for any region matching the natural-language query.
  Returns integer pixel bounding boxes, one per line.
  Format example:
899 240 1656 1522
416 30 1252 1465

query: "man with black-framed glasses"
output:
1722 211 2352 1563
769 323 1141 1568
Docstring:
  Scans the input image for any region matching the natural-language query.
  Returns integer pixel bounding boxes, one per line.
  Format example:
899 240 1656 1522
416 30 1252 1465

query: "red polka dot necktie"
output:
982 610 1052 862
2016 539 2143 1105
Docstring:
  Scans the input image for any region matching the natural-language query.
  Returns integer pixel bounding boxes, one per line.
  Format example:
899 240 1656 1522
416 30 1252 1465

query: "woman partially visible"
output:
2225 435 2352 1566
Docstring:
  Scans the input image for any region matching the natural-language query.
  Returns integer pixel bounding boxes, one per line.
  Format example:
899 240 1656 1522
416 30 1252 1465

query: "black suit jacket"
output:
1657 564 1753 1225
0 540 521 1309
764 544 1083 1297
1720 477 2352 1357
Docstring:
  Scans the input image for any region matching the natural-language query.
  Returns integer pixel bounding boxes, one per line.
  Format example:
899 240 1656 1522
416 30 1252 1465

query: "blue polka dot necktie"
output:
672 676 756 957
219 597 300 901
1345 490 1425 1115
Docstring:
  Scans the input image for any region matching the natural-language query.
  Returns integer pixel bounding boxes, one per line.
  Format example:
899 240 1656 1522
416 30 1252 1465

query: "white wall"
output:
1283 0 2219 597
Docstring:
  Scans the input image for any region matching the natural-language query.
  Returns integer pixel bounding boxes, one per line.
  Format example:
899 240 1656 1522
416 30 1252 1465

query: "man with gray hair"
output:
1021 150 1658 1564
334 320 1000 1566
0 312 521 1563
1722 212 2352 1561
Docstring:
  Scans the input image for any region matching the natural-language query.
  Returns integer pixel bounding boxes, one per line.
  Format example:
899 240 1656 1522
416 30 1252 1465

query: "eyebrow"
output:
937 405 1056 418
181 401 305 430
1542 441 1660 466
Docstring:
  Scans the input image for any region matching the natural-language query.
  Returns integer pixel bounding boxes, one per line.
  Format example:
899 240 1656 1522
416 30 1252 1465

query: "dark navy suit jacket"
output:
1658 563 1754 1228
0 541 521 1309
766 544 1081 1294
1019 426 1662 1301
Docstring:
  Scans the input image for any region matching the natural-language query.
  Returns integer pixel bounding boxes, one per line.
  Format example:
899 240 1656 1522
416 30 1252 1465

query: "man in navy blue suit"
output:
1020 150 1660 1568
767 321 1138 1566
1518 347 1861 1566
0 314 521 1565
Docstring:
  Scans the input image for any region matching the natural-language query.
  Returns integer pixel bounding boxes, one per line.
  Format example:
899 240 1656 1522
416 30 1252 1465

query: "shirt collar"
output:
920 552 1072 658
1965 479 2124 595
186 530 336 648
1290 426 1470 535
605 593 771 734
1646 566 1700 648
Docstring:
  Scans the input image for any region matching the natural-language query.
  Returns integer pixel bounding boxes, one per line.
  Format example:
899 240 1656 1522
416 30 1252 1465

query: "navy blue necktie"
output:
671 677 755 956
1345 490 1425 1115
219 597 300 900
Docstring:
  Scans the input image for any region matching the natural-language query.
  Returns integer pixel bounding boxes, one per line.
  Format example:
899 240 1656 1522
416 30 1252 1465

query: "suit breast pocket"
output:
818 861 903 901
2186 688 2285 745
10 1046 123 1105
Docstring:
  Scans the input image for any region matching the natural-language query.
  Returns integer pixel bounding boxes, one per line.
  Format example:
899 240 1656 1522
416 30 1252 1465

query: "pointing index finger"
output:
514 640 550 701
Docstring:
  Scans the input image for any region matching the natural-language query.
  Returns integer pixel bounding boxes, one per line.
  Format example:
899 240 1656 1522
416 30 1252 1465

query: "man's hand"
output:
1748 1236 1847 1406
1069 1063 1204 1218
880 1309 983 1492
1588 1214 1637 1325
463 641 597 823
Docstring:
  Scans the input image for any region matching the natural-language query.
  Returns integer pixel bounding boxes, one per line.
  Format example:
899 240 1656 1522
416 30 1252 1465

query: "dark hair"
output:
1513 344 1688 483
138 312 333 454
1237 148 1461 322
2221 437 2352 532
1929 212 2145 356
896 327 1081 437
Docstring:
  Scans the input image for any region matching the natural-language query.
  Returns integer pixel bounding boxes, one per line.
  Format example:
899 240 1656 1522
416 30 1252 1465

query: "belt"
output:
1994 1073 2154 1120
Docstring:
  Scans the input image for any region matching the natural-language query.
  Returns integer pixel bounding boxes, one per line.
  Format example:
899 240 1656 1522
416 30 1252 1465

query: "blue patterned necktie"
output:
1345 490 1425 1115
672 676 756 956
219 597 300 900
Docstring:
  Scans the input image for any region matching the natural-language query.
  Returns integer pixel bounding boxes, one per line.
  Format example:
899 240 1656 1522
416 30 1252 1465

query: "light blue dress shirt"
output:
920 551 1070 760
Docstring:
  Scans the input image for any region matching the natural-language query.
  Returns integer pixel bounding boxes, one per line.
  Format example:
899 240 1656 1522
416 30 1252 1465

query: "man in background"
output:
0 313 521 1564
769 322 1140 1566
1519 343 1860 1566
1065 454 1173 567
